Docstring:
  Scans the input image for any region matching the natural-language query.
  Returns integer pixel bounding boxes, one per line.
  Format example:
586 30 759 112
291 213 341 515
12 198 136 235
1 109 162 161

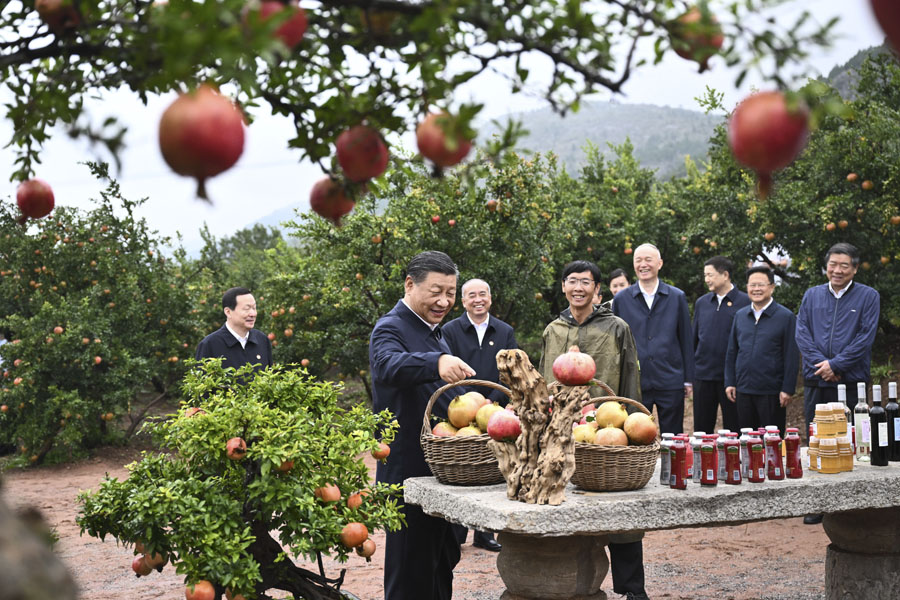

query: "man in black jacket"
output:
442 278 517 552
369 251 475 600
195 287 273 371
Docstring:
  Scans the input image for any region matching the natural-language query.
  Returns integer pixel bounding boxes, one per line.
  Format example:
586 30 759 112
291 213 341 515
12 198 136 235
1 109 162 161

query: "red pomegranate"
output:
727 91 809 199
669 6 724 72
336 125 389 182
340 522 369 548
551 345 597 386
131 555 152 577
35 0 81 35
309 177 356 226
158 85 245 201
185 580 216 600
355 538 377 558
16 179 55 224
871 0 900 52
416 113 473 168
246 0 308 48
486 409 521 443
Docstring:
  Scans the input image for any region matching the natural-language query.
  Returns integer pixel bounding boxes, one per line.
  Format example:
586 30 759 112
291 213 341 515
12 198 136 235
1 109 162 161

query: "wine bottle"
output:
870 385 888 466
854 382 870 461
886 382 900 462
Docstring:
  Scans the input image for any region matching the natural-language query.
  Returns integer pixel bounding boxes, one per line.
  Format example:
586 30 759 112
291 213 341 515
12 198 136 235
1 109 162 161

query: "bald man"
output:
612 243 695 435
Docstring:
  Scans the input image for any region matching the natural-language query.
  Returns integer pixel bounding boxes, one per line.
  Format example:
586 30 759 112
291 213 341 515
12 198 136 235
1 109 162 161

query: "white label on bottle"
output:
817 456 821 470
758 468 765 479
894 418 900 441
706 469 715 480
733 470 741 481
879 422 889 447
862 419 872 444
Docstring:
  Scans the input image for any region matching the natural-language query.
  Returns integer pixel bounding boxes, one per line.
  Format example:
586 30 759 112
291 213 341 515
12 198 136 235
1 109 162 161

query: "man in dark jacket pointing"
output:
369 251 474 600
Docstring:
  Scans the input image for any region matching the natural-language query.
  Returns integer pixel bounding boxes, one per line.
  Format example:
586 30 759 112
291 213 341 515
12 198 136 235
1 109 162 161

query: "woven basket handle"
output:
548 378 616 397
421 379 512 437
583 394 651 417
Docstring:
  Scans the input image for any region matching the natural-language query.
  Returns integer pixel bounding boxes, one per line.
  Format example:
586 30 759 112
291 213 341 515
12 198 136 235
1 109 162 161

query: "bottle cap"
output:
692 431 706 437
837 384 846 402
857 382 867 396
662 433 675 440
890 382 897 398
873 385 882 402
717 429 731 435
786 427 799 433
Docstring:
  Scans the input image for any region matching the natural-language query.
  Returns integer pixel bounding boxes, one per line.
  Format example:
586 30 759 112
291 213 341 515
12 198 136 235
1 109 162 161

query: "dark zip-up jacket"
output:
724 300 799 395
540 305 641 401
195 325 273 371
442 313 517 405
613 281 694 391
795 281 880 387
693 287 751 381
369 300 454 484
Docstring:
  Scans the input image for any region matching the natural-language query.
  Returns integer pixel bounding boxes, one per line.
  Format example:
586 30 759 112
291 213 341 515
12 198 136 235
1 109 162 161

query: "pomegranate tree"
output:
77 362 403 600
551 345 597 386
16 178 55 224
309 177 357 226
416 112 473 168
669 6 724 72
158 85 246 201
336 125 389 182
727 90 809 199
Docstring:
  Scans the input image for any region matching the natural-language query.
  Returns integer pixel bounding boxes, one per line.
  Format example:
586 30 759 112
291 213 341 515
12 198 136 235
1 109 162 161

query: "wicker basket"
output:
420 379 509 486
571 395 660 492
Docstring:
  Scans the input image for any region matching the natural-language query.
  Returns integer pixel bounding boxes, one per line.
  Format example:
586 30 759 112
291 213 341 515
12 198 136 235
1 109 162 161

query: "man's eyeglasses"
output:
564 278 595 287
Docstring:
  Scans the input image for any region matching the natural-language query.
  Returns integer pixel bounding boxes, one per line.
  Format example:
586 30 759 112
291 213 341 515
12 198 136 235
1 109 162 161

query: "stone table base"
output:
824 507 900 600
496 532 609 600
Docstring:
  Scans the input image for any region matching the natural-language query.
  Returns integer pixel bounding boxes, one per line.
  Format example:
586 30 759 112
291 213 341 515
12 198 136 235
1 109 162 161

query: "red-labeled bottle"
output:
670 436 687 490
785 427 803 478
725 437 742 484
764 426 784 480
748 435 765 482
700 435 718 486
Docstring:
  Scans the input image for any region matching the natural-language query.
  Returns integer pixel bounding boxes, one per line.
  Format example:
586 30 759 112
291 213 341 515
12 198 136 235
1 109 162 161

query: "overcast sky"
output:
0 1 885 253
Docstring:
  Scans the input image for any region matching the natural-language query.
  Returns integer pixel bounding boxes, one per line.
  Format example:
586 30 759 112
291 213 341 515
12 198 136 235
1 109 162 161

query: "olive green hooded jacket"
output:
539 304 642 402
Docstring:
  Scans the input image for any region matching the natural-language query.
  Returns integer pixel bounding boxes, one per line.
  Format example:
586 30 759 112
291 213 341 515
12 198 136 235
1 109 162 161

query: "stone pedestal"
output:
823 508 900 600
496 532 608 600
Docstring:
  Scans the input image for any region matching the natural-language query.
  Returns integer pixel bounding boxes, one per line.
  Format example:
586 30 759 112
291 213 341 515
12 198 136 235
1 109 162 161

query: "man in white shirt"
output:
195 287 273 371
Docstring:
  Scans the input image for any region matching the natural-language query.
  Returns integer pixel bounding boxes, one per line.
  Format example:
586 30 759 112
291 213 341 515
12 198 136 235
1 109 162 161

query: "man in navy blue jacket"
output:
195 287 273 371
443 278 517 552
796 243 880 420
369 251 475 600
613 243 694 435
724 266 799 434
692 256 750 433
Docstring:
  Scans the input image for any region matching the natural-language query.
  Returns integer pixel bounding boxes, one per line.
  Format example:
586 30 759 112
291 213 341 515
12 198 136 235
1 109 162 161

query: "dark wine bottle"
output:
886 382 900 462
870 385 889 467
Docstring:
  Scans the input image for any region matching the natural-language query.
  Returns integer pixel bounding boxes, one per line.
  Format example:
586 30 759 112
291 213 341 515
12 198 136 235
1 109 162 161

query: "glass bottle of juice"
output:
747 435 765 483
854 382 870 461
784 428 803 478
764 426 784 480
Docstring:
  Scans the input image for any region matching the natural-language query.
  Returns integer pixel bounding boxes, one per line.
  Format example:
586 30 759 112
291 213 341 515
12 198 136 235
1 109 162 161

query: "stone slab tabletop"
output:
404 460 900 537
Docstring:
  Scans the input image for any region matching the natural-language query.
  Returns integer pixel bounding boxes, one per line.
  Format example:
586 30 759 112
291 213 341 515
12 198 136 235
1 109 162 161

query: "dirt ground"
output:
1 397 829 600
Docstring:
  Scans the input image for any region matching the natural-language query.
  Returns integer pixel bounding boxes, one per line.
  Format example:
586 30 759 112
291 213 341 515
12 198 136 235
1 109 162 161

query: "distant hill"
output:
824 43 892 99
483 101 722 179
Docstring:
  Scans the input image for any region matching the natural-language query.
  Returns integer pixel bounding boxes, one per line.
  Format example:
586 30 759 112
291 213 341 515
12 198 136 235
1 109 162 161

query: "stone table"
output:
405 460 900 600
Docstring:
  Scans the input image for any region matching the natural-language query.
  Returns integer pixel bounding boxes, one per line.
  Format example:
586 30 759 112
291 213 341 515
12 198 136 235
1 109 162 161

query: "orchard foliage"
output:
77 360 403 600
0 0 838 182
0 164 203 463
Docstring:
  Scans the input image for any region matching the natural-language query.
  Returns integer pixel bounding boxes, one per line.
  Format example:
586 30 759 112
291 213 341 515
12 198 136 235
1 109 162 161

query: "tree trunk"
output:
490 349 589 505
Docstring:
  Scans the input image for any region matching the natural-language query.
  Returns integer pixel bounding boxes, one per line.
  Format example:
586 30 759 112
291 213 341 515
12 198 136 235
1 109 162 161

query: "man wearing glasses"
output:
540 260 646 600
724 266 799 435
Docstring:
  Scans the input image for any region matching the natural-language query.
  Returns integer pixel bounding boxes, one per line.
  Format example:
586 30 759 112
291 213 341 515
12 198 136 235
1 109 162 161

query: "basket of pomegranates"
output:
570 395 660 492
420 379 510 486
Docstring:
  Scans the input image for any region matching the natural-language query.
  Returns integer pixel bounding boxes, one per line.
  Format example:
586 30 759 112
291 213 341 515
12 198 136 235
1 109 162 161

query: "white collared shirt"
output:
716 284 735 308
829 281 853 299
640 280 660 311
467 313 490 345
752 298 773 322
402 299 438 331
225 322 249 349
